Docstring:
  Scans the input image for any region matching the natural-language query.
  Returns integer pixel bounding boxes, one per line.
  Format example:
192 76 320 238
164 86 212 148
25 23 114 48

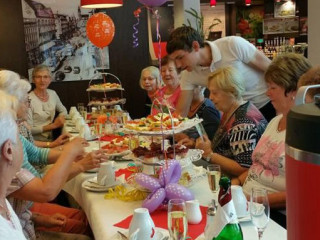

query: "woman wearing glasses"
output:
28 65 67 142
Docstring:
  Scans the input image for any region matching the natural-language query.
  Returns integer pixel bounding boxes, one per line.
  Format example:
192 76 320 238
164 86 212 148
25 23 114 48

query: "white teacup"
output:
129 208 155 240
97 162 116 186
69 106 77 116
76 117 85 131
231 185 248 218
186 199 202 224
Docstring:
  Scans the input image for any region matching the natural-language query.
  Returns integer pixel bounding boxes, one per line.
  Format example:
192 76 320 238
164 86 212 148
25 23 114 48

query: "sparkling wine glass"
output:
207 164 221 193
250 188 270 240
168 199 188 240
95 122 104 149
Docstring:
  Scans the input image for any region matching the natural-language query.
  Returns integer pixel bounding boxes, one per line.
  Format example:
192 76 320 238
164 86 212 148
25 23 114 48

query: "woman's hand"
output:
195 135 213 158
53 115 65 128
51 133 72 147
33 213 67 229
63 137 88 159
76 149 108 171
177 137 196 148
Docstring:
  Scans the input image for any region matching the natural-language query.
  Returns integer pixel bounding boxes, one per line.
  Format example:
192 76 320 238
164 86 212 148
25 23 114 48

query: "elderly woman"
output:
139 66 162 115
298 65 320 103
0 92 26 239
195 66 267 177
0 70 103 239
28 65 67 141
154 56 181 113
235 54 312 227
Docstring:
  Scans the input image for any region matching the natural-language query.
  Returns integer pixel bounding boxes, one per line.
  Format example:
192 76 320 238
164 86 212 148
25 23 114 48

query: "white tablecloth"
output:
63 140 287 240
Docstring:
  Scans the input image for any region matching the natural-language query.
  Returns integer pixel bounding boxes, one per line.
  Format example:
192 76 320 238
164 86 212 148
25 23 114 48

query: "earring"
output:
291 96 295 100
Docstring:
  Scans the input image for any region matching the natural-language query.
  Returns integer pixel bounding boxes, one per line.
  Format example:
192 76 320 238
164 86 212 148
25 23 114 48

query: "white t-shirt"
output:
242 114 286 195
180 36 269 109
0 199 26 240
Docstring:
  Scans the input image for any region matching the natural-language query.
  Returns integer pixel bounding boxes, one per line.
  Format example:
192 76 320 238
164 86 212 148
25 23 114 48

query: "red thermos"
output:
286 86 320 240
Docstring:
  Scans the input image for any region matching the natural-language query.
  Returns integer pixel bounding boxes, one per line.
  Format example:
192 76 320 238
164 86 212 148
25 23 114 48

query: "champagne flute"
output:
250 188 270 240
95 122 104 149
207 164 221 193
168 199 188 240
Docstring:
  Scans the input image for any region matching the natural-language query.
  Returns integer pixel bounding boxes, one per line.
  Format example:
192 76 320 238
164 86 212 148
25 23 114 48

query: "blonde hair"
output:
139 66 161 89
265 53 312 95
208 66 245 100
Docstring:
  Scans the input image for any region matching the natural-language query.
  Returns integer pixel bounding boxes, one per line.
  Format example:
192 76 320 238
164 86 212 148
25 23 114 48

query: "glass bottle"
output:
204 199 217 238
213 177 243 240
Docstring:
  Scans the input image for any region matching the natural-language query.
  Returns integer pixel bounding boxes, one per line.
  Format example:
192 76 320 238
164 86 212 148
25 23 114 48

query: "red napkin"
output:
115 167 137 180
114 206 208 239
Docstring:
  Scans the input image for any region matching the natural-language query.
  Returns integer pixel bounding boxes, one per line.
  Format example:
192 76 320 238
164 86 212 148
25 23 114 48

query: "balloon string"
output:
133 17 140 48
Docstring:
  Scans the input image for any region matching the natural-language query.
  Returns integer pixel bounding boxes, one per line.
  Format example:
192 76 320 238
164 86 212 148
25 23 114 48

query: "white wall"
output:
201 3 226 39
308 0 320 65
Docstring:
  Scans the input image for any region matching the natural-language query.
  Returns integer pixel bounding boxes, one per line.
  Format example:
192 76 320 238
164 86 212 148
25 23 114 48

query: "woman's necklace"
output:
189 100 204 117
34 90 49 102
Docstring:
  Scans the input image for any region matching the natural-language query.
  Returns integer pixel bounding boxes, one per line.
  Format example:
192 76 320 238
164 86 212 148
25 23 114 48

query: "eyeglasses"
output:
34 75 50 80
142 77 156 81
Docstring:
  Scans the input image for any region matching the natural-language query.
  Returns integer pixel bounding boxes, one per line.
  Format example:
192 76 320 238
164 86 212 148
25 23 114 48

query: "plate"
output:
105 150 132 157
85 167 99 173
85 135 98 141
82 177 121 192
115 228 169 240
68 127 79 133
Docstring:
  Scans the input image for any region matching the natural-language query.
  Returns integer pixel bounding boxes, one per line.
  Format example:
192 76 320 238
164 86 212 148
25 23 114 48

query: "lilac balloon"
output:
142 188 166 212
165 183 194 201
137 0 167 7
135 173 161 192
159 160 181 186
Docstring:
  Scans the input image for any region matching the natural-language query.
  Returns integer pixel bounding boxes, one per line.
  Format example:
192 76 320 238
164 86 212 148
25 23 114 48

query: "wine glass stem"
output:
258 230 264 240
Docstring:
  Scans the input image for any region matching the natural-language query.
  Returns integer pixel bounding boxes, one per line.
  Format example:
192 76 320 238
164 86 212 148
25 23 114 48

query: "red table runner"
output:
114 206 208 239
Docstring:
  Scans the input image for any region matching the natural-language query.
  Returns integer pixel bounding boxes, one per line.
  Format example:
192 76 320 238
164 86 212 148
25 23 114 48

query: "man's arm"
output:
248 50 271 73
175 90 193 117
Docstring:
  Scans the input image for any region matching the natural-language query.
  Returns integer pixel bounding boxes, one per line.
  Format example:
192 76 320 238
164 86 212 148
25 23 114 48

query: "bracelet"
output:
46 142 50 148
205 152 214 163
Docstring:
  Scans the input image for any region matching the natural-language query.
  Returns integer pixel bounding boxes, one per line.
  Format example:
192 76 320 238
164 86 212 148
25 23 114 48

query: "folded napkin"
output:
115 167 138 180
114 206 208 239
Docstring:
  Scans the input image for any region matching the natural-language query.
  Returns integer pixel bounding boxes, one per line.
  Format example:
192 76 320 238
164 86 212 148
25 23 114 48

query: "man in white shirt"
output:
166 26 275 122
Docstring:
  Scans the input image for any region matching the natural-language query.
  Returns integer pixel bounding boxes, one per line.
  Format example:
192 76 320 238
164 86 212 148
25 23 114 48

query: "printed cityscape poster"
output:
21 0 110 82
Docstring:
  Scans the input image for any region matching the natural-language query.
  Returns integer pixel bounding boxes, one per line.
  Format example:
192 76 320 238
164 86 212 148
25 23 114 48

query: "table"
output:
63 141 287 240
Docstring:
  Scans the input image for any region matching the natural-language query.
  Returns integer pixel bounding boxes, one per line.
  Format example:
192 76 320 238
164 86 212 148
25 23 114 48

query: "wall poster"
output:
21 0 110 82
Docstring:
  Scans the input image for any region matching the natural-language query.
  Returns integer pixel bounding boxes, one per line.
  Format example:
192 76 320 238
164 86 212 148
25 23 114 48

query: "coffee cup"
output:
97 162 116 186
231 185 248 218
129 208 155 240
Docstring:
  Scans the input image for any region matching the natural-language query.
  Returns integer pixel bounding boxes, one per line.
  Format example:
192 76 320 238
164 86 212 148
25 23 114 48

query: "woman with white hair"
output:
0 91 26 239
0 70 105 239
28 64 67 141
195 66 267 177
0 70 69 148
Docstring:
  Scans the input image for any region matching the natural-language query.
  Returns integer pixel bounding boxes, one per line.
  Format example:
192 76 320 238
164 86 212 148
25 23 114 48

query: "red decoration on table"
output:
114 206 208 239
115 167 137 180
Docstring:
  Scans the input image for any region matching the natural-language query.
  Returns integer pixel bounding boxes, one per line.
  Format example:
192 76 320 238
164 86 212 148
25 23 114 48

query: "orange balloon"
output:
86 13 115 48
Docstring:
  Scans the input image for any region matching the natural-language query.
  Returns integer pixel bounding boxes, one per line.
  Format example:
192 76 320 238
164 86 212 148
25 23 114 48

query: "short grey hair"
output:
32 64 52 79
0 70 31 102
139 66 162 90
0 91 18 146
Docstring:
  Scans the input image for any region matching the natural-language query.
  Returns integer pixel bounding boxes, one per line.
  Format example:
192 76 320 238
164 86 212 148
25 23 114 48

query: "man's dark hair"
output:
166 26 204 54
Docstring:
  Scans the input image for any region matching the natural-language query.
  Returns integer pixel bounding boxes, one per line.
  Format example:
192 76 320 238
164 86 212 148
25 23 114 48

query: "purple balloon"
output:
165 183 194 201
159 160 181 186
142 188 166 212
135 173 161 192
137 0 167 7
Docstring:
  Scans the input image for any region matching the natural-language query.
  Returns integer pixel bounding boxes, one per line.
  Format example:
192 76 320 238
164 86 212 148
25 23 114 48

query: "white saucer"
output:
82 177 121 192
85 135 97 141
85 168 99 173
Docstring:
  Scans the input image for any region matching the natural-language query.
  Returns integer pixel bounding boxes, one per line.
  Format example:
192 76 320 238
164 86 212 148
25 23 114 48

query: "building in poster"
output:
21 0 110 82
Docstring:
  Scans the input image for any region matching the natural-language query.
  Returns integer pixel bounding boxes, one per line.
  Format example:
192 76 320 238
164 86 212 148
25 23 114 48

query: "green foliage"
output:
183 8 222 40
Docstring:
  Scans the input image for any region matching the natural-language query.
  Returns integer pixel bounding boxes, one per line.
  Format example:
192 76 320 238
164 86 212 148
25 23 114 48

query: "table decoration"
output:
135 160 194 213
